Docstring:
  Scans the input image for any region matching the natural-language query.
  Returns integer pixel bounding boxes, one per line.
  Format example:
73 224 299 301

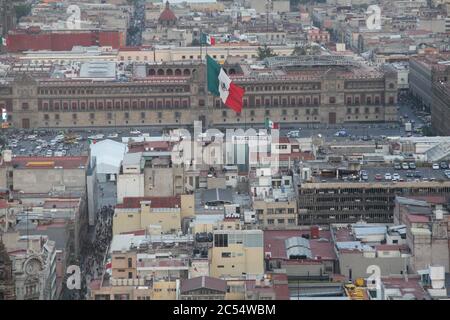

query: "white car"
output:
432 163 440 170
287 130 300 138
107 133 119 138
392 173 400 181
130 130 141 135
384 173 392 180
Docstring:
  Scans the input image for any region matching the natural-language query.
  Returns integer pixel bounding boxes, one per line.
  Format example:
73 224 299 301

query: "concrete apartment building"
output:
113 195 195 235
0 153 88 194
332 224 411 281
297 178 450 225
431 82 450 136
409 52 450 113
117 151 187 203
394 196 450 273
253 199 298 230
210 229 264 279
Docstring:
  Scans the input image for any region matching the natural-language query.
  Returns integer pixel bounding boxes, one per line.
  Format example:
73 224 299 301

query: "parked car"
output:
440 161 448 169
394 162 402 170
384 173 392 180
392 173 400 181
402 163 409 170
409 162 416 169
433 163 440 170
375 174 382 181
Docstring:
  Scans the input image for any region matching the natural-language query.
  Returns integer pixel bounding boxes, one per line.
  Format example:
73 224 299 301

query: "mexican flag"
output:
207 55 245 113
201 33 215 46
265 118 279 129
0 36 7 46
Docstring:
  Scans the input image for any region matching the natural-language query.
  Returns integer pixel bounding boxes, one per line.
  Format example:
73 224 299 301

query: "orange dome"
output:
159 1 177 23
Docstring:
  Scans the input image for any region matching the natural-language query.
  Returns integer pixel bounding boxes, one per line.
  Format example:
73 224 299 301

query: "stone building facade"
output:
0 60 398 129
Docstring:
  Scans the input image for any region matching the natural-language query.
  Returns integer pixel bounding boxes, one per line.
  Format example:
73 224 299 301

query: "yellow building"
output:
111 251 137 280
253 199 298 229
210 230 264 279
113 195 194 235
152 280 178 300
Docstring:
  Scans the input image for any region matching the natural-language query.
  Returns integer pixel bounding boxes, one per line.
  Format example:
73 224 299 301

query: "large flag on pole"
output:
207 55 245 113
265 118 279 129
201 33 216 46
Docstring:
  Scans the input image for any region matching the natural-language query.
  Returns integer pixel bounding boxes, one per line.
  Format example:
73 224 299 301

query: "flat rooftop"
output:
9 156 88 170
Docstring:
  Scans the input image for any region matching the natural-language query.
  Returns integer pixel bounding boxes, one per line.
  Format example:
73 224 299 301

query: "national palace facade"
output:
0 56 399 129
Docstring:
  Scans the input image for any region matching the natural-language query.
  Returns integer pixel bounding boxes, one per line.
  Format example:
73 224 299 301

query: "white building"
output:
90 139 128 182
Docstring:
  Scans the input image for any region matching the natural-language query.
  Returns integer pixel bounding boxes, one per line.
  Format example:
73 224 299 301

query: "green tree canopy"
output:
257 45 278 60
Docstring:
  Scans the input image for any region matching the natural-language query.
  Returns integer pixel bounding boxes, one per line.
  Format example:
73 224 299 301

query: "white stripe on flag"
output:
218 68 231 104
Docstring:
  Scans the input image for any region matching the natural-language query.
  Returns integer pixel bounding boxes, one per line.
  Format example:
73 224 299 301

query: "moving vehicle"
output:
107 133 119 139
360 170 368 181
335 130 348 137
287 130 301 138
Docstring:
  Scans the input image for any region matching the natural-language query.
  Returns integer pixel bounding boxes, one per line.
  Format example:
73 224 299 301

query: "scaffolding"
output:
264 55 362 68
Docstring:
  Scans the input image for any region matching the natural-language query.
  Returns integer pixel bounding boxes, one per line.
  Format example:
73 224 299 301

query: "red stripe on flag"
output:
210 36 215 45
224 82 245 113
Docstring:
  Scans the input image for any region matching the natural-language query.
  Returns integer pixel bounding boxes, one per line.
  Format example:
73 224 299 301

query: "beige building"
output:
210 229 264 279
113 195 194 235
118 45 294 63
2 58 398 130
117 152 186 204
0 154 88 193
253 199 298 229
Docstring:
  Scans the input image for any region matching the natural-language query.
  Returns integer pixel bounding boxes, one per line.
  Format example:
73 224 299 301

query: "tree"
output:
14 4 31 23
257 45 278 60
291 44 321 56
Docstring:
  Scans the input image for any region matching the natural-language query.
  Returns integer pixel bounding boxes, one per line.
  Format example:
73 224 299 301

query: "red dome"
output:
159 1 177 22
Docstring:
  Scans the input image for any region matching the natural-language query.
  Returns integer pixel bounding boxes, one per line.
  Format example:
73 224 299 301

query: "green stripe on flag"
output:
207 55 220 96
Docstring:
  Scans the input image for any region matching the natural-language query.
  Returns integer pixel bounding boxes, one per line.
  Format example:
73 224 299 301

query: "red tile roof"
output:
264 229 336 261
116 196 181 209
0 199 8 209
128 141 171 153
407 214 430 223
381 275 429 300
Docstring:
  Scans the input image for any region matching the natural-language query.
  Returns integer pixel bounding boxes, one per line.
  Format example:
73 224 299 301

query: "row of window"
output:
266 218 296 224
265 208 296 214
38 99 190 111
38 86 189 95
43 111 182 121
